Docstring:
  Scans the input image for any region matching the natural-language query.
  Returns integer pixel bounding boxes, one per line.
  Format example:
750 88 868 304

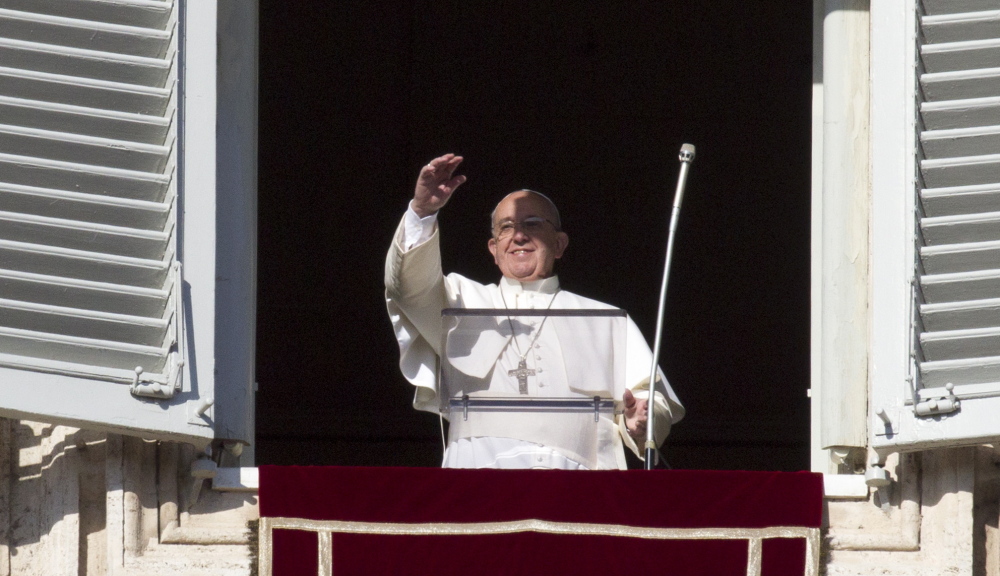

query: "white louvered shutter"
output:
872 0 1000 451
0 0 254 445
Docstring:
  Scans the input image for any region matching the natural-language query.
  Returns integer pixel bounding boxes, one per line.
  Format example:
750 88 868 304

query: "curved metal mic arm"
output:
644 143 696 470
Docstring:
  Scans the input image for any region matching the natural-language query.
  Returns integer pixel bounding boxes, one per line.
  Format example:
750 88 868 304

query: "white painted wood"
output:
921 67 1000 102
868 0 916 455
0 95 170 143
212 467 259 491
819 0 871 451
0 368 213 443
823 474 869 499
0 123 172 172
0 239 170 288
811 0 825 472
0 66 172 115
0 151 171 201
921 182 1000 216
921 269 1000 303
920 239 1000 274
920 210 1000 245
0 269 168 316
810 0 830 473
917 381 1000 400
0 0 174 30
178 0 220 434
920 326 1000 360
0 181 171 228
921 125 1000 160
0 297 168 346
0 327 167 370
0 0 261 443
922 10 1000 44
920 355 1000 388
212 0 257 448
921 38 1000 73
923 0 1000 16
921 154 1000 189
0 210 170 258
0 8 172 58
920 297 1000 330
921 96 1000 130
0 37 172 88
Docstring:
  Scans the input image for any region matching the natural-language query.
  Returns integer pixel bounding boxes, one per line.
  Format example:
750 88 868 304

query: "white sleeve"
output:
403 202 438 250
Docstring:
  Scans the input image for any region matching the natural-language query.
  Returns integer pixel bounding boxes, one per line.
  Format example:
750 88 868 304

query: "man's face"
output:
488 191 569 282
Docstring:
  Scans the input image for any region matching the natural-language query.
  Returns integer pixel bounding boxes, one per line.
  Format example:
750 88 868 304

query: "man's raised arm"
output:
411 153 466 217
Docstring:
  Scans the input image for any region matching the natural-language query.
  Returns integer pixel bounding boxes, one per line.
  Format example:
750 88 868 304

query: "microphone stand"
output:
645 144 696 470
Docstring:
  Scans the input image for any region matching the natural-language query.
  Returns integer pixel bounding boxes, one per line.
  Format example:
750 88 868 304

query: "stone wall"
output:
0 419 257 576
825 446 1000 576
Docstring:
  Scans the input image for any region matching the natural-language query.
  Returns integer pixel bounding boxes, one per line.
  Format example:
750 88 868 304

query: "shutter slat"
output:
0 269 167 317
0 325 166 372
0 67 171 114
0 0 174 30
922 10 1000 44
0 153 169 201
921 269 1000 303
0 37 172 88
921 67 1000 101
919 355 1000 388
921 38 1000 73
921 182 1000 216
0 8 171 58
0 182 170 229
0 124 170 172
0 210 169 259
0 95 170 144
920 326 1000 360
920 154 1000 188
920 210 1000 244
0 298 168 347
922 0 999 16
921 297 1000 331
920 124 1000 159
921 96 1000 130
920 239 1000 273
0 240 169 287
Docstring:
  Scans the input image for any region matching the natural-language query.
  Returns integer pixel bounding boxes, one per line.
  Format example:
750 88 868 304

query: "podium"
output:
439 308 627 469
258 466 823 576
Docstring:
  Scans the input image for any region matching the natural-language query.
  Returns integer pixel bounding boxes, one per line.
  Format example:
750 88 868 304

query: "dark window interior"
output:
256 2 813 470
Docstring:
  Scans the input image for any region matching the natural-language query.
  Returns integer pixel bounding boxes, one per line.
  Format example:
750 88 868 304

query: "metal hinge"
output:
914 382 960 417
131 262 185 400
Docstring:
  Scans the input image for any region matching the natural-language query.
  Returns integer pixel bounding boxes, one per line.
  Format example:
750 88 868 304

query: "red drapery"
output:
260 466 822 576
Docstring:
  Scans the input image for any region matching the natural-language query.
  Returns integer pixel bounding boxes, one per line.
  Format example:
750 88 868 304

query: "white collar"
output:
499 275 561 295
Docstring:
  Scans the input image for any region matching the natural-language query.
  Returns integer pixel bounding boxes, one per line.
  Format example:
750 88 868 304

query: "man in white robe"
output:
385 153 684 469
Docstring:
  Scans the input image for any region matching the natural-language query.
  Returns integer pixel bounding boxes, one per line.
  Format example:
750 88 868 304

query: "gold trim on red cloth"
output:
258 517 821 576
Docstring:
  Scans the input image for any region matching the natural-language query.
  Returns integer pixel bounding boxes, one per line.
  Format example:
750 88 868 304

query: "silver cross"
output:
508 358 535 394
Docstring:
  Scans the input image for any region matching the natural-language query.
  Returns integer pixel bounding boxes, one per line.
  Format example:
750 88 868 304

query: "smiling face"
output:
487 191 569 282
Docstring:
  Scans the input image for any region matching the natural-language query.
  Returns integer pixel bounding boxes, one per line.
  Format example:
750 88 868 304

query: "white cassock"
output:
385 207 685 470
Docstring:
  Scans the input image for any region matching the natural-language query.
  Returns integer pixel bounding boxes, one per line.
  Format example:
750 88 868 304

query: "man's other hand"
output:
623 389 649 442
413 153 466 217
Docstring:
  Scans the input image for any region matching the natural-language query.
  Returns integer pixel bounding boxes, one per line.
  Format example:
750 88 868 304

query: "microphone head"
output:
679 143 696 163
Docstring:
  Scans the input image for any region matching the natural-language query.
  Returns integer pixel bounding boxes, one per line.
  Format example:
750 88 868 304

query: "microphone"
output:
645 143 696 470
679 143 696 163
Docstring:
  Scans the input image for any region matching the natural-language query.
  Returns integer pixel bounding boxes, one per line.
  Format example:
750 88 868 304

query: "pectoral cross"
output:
508 358 535 395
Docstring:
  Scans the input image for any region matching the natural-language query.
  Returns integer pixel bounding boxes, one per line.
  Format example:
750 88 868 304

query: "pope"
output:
385 153 684 469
